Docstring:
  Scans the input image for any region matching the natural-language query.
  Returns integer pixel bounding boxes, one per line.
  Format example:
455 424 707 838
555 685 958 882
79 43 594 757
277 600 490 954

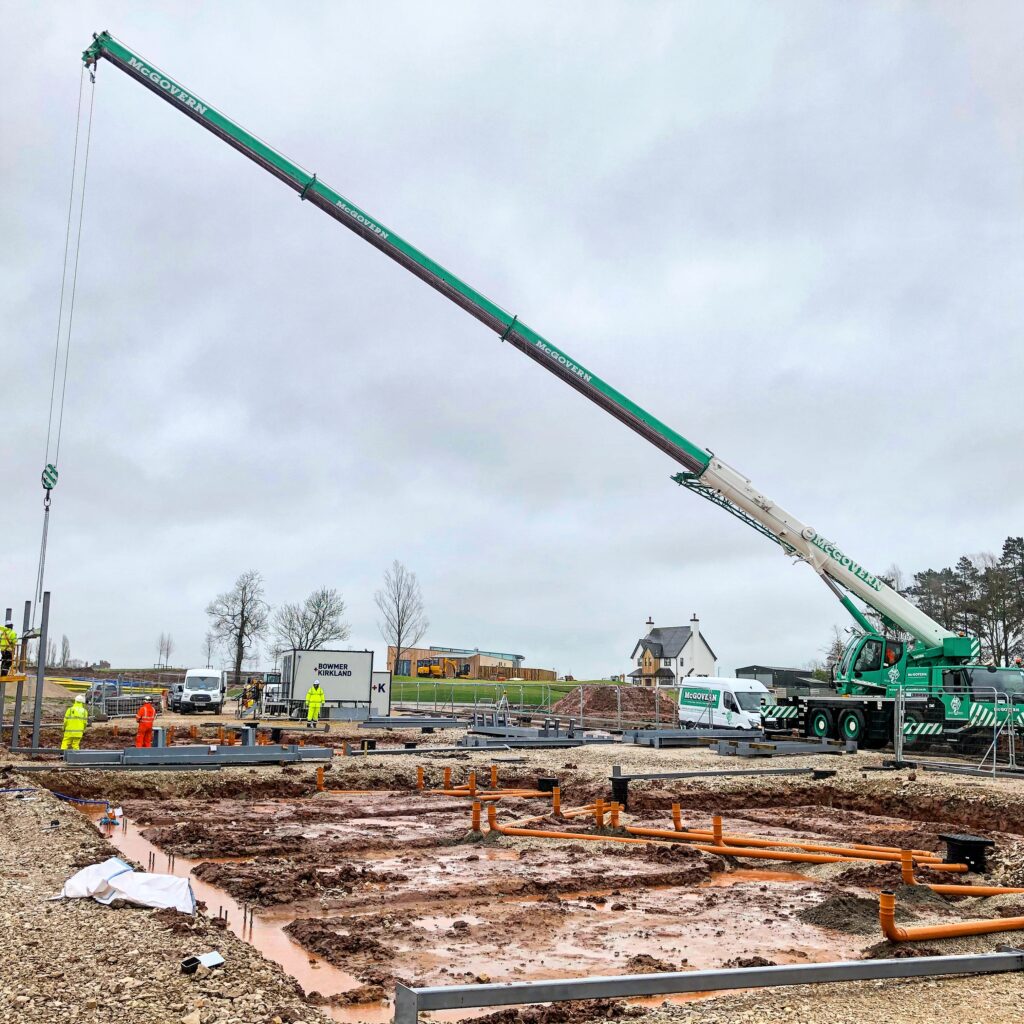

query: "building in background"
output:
387 645 555 681
628 615 717 685
735 664 827 697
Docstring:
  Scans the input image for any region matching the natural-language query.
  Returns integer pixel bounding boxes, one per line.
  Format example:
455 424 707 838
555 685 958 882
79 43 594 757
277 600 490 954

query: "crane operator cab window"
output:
853 639 883 674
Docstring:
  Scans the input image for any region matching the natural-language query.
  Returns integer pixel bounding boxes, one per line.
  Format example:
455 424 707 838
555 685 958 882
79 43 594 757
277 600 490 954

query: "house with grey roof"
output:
628 614 717 685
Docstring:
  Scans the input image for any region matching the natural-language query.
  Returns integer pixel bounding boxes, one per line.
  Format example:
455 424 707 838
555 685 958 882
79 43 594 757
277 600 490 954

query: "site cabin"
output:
677 677 770 730
280 649 384 720
172 669 226 714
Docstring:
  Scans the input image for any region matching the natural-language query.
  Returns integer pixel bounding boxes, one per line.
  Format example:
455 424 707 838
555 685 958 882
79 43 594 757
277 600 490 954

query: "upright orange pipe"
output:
880 891 1024 941
672 804 682 832
712 815 723 845
610 803 620 829
416 766 425 790
490 765 498 788
468 771 477 797
316 766 325 792
552 787 561 816
595 798 605 829
443 766 452 789
471 801 481 832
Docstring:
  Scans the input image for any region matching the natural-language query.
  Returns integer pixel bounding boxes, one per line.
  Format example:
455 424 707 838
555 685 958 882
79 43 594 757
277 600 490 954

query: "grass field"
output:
392 678 576 706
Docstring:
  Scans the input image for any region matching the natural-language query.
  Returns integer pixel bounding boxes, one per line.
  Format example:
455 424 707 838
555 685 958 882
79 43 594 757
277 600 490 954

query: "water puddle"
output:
701 869 810 887
82 808 388 1023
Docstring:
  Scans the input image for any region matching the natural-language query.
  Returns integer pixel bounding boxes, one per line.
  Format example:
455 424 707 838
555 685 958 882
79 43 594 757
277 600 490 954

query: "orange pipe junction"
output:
900 851 1024 896
880 890 1024 942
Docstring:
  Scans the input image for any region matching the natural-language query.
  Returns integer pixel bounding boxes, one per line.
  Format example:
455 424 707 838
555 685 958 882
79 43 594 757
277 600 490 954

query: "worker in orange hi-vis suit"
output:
135 698 156 748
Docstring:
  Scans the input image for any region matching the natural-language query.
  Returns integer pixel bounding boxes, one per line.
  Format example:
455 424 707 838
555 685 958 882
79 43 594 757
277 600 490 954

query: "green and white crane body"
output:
81 31 1023 748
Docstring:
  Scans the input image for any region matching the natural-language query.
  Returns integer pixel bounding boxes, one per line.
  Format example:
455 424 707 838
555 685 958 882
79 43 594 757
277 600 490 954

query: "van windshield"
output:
187 677 219 691
735 690 766 712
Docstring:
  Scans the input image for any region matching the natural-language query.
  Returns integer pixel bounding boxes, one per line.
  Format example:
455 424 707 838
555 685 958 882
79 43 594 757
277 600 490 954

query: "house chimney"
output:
690 613 699 643
645 616 654 634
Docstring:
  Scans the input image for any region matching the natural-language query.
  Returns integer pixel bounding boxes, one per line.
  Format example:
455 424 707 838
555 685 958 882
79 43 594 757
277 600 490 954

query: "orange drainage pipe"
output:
668 827 947 865
416 766 425 790
316 766 325 792
471 801 481 832
672 803 682 832
443 766 452 789
610 803 620 829
900 851 1024 895
880 890 1024 942
552 787 561 817
627 826 938 864
490 764 499 788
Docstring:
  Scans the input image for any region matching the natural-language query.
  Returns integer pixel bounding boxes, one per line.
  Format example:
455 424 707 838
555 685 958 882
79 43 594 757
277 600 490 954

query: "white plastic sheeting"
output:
58 856 195 914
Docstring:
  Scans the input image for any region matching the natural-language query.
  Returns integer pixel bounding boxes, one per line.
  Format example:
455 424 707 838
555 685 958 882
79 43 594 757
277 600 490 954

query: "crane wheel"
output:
805 708 835 739
838 709 866 743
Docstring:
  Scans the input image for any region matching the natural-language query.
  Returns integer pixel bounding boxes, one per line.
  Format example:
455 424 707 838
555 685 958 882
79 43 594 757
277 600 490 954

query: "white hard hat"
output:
74 695 86 703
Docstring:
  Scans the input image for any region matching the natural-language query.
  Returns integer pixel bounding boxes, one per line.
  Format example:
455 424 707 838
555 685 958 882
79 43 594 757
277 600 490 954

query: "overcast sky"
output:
2 2 1022 677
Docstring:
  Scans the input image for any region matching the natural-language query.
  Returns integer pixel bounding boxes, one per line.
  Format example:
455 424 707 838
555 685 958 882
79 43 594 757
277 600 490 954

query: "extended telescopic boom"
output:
82 31 961 653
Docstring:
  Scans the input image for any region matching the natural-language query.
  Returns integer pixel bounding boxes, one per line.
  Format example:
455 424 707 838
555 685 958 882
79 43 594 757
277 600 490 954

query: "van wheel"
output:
805 708 835 739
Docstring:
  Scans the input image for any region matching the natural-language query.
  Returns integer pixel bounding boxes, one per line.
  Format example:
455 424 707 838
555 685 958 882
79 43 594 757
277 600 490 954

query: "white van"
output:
676 677 771 730
177 668 226 714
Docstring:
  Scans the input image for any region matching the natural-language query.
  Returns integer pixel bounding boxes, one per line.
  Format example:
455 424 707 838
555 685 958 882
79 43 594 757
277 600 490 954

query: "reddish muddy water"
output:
83 809 389 1023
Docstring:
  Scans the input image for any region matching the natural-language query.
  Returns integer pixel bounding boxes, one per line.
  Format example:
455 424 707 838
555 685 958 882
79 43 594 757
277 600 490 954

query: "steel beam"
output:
393 952 1024 1024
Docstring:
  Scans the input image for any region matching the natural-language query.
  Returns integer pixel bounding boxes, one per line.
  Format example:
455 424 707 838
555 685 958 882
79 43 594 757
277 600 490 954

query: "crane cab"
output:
835 633 908 695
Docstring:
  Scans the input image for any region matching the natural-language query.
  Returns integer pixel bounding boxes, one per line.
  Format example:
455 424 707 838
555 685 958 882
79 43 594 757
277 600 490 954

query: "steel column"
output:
30 591 50 748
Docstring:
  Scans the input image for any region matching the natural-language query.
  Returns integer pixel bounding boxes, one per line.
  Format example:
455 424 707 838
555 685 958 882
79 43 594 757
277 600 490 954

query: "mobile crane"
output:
80 31 1023 748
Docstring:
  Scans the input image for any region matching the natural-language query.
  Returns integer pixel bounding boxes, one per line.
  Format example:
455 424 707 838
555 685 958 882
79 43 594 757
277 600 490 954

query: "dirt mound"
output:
193 858 408 906
625 954 680 973
797 893 887 934
723 955 777 968
473 1000 645 1024
284 918 391 969
551 685 676 727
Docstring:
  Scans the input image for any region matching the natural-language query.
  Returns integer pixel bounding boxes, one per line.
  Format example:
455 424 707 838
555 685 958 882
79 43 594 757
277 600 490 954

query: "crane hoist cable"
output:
34 65 96 626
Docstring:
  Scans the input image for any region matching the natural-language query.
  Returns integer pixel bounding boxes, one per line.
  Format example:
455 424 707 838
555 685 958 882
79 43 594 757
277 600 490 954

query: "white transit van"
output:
676 677 771 730
176 668 226 714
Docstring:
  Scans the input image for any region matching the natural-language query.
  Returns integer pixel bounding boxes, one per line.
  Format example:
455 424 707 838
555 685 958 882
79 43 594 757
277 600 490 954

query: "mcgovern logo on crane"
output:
801 529 882 591
533 340 593 383
126 57 207 115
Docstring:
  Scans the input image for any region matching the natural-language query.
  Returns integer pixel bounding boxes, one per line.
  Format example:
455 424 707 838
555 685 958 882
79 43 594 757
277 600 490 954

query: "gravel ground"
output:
0 787 325 1024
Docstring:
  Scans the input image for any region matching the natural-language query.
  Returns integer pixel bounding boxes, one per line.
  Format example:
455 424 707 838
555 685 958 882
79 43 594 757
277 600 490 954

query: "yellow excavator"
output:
416 658 471 679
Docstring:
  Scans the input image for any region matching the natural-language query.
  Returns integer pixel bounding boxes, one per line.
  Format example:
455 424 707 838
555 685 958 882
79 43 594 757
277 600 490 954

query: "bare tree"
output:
156 632 175 668
46 637 57 669
206 571 270 693
375 560 428 675
203 631 217 669
60 634 71 668
273 587 351 652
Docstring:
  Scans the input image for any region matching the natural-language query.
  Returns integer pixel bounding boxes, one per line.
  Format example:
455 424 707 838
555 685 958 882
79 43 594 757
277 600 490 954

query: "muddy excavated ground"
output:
8 740 1024 1023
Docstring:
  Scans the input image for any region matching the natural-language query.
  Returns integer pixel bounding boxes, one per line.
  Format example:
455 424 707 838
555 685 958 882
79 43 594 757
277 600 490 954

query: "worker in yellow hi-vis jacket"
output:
304 680 325 728
61 696 89 751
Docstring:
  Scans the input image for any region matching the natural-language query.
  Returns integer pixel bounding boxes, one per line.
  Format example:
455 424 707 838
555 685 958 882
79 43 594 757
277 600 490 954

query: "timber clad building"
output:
387 645 556 682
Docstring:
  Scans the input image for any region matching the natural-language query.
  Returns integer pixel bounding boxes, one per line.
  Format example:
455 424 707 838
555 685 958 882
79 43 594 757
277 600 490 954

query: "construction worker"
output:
304 679 325 727
0 619 17 678
61 695 89 751
135 697 156 748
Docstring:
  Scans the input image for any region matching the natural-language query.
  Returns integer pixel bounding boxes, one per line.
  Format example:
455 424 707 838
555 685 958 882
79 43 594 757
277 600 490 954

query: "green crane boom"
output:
81 32 710 477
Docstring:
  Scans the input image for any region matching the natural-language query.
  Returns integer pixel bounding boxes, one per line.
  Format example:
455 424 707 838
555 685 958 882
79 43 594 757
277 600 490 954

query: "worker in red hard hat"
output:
135 697 156 748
